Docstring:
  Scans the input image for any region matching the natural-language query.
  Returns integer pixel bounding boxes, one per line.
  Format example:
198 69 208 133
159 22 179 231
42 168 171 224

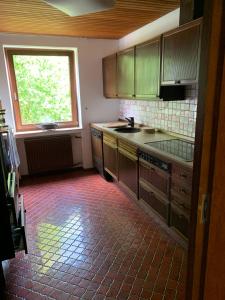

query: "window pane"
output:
13 55 73 125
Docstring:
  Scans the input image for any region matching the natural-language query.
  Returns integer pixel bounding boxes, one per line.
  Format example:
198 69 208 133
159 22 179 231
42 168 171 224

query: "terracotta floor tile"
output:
3 170 187 300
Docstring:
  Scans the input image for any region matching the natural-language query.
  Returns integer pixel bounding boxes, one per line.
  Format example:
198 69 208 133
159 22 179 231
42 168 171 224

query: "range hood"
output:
44 0 116 17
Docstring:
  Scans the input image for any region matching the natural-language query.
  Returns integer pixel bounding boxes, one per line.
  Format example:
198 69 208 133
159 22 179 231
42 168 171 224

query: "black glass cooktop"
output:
145 139 194 161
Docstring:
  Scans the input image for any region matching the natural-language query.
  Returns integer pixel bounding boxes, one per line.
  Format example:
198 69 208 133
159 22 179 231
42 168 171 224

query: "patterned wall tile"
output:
119 85 198 138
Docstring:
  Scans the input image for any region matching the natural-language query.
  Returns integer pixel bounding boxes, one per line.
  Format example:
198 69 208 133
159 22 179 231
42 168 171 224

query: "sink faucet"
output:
125 117 134 128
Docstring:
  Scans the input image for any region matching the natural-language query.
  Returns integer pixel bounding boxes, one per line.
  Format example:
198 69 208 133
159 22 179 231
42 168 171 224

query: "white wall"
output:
0 34 120 172
119 8 180 50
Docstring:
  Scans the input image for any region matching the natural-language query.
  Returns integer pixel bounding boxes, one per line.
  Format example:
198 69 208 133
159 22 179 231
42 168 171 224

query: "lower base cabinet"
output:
91 128 104 175
92 128 193 242
170 202 189 239
118 149 138 197
103 133 118 179
139 180 169 222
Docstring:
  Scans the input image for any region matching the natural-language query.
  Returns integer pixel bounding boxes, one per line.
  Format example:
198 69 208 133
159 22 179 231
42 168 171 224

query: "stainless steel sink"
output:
114 127 141 133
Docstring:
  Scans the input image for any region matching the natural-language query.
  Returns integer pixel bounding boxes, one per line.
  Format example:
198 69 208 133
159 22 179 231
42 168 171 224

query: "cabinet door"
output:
139 181 169 222
135 38 160 99
91 128 103 174
170 202 189 239
117 48 135 98
102 54 117 98
118 149 138 197
103 142 118 179
161 19 201 85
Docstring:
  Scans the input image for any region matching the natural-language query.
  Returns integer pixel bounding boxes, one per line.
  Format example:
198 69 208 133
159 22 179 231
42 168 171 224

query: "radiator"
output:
25 135 73 174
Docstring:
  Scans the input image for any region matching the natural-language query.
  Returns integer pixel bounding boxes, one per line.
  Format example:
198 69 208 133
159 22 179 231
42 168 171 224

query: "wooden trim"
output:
203 43 225 300
4 48 78 131
162 17 202 38
186 1 225 299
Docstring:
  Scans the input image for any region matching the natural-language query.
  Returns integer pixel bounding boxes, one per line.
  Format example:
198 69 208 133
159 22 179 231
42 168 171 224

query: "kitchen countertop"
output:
91 122 194 169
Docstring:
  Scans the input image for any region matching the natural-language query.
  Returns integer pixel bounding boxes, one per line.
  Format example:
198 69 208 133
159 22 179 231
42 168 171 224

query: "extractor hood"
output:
44 0 116 17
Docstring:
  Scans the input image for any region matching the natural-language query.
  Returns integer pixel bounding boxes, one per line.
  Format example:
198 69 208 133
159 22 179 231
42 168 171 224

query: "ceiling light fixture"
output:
44 0 116 17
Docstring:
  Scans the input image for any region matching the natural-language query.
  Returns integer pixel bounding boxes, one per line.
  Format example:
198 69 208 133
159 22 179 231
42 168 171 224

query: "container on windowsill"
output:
37 123 59 130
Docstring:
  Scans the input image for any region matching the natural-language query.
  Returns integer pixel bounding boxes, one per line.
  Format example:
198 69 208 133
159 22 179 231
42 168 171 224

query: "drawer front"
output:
172 164 192 185
103 133 117 147
103 142 118 179
171 179 192 199
170 202 189 239
139 181 169 222
171 191 191 213
139 161 170 197
118 139 137 157
118 150 138 196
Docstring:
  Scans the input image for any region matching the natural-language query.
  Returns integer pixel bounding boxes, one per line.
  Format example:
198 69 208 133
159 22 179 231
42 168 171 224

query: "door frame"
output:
186 0 225 299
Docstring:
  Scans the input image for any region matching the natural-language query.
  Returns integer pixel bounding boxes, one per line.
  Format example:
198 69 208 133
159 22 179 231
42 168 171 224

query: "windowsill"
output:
15 126 83 139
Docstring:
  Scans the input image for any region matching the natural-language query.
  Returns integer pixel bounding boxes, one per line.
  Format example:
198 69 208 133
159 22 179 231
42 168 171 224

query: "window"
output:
5 49 78 131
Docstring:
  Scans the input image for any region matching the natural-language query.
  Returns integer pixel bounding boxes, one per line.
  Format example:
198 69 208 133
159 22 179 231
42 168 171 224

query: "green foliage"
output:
13 55 73 125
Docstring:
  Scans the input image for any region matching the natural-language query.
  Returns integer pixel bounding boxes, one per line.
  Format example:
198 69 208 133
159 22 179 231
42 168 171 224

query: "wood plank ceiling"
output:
0 0 180 39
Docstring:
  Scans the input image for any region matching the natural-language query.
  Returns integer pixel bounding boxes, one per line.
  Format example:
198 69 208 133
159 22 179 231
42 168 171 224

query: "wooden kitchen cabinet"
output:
102 54 117 98
139 159 170 198
91 127 103 175
135 37 160 99
117 47 135 98
161 18 201 85
103 133 118 179
138 150 171 223
170 162 193 239
170 202 190 238
118 139 138 198
139 180 169 222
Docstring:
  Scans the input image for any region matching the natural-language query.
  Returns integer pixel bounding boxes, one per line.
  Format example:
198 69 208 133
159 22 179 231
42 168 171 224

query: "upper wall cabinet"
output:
102 53 117 98
117 47 135 98
161 19 201 85
135 37 160 99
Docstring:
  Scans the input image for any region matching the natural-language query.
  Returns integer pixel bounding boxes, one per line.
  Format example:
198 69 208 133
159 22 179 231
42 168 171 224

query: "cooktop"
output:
145 139 194 161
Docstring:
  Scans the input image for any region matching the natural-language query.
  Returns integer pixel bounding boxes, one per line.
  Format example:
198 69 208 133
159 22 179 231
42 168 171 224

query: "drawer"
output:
172 164 192 185
171 179 192 199
103 133 117 147
118 139 137 157
103 142 118 179
139 180 169 222
170 202 189 239
13 195 28 254
139 160 170 198
171 190 191 213
118 150 138 197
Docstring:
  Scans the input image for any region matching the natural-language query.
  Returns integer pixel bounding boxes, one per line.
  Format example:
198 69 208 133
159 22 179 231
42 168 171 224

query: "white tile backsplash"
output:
119 85 198 138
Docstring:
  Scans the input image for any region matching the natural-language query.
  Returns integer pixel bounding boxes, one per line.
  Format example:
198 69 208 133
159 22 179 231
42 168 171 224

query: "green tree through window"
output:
13 55 73 125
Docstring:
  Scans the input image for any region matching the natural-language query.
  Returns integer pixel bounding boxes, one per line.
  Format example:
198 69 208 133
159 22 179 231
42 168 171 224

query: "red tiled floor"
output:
3 169 187 299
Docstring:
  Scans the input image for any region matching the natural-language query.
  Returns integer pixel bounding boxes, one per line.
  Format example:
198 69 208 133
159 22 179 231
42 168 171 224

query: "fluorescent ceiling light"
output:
44 0 116 17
